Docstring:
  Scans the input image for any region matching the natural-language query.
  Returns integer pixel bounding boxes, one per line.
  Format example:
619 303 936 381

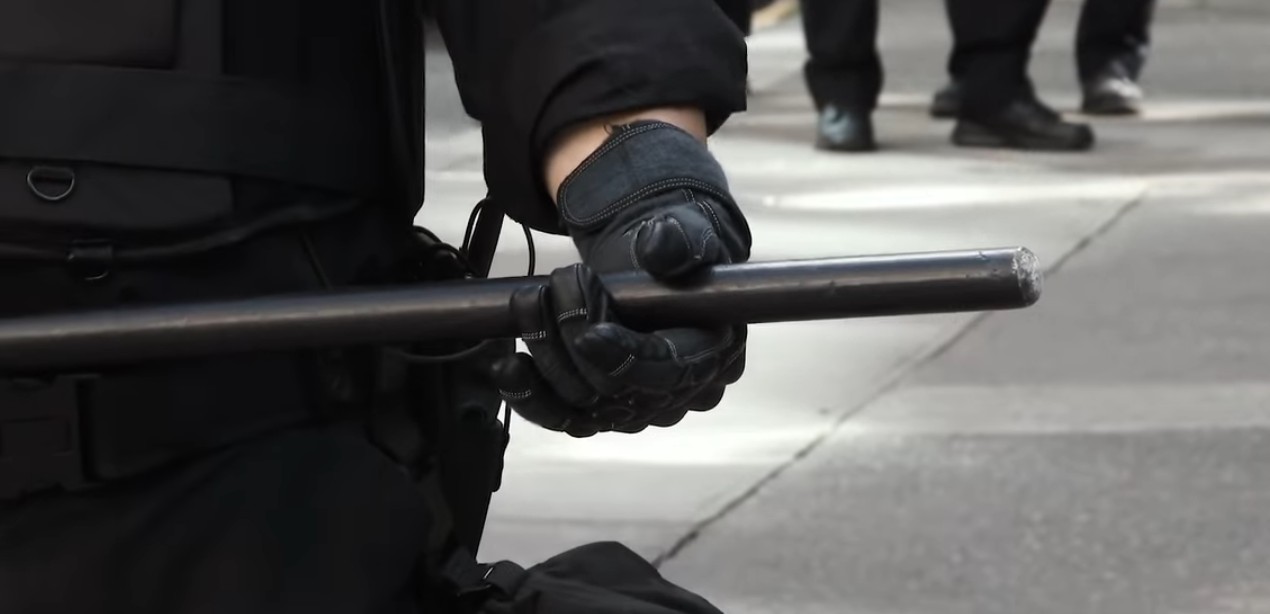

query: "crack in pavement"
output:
652 187 1153 569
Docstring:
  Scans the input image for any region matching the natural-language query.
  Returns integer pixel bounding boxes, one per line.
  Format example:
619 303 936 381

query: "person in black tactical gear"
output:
0 1 749 613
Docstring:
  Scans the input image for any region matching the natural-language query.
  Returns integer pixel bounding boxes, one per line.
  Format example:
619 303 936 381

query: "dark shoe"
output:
1081 75 1143 115
815 105 876 152
952 98 1095 152
930 82 961 119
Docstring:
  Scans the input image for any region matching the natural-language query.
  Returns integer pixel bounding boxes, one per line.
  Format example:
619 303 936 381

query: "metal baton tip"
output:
1012 247 1043 307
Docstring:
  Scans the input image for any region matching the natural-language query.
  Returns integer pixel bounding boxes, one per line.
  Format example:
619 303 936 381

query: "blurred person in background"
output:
799 0 883 152
1077 0 1157 114
931 0 1156 151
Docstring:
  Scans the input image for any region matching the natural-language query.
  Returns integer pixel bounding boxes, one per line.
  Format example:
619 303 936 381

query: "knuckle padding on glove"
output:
631 201 727 277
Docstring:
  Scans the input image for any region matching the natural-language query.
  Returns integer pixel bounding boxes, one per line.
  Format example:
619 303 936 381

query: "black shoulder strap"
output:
418 471 527 608
464 197 507 279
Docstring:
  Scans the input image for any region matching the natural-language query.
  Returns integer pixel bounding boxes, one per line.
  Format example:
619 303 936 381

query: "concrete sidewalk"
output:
422 2 1270 611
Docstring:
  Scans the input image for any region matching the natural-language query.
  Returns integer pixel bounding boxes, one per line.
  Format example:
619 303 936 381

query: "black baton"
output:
0 247 1041 371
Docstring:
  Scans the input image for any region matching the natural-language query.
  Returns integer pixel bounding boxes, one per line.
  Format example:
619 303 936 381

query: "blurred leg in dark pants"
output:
1077 0 1158 114
933 0 1158 119
939 0 1094 151
943 0 1049 117
801 0 881 151
717 0 754 35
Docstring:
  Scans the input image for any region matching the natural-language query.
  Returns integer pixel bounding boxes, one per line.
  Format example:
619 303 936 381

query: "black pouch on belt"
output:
0 209 390 501
367 225 516 556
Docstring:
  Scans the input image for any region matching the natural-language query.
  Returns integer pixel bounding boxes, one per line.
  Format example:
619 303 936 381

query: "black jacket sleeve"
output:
430 0 748 233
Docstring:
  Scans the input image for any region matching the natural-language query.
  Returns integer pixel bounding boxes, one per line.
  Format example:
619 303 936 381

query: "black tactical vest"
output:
0 0 424 267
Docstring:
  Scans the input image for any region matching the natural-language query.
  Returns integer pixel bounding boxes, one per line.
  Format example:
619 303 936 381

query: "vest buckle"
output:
66 239 115 282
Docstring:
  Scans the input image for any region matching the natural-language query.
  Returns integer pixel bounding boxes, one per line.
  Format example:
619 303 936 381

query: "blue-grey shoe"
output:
815 105 876 152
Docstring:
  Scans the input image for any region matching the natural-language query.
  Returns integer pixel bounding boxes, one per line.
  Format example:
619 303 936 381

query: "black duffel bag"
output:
442 542 726 614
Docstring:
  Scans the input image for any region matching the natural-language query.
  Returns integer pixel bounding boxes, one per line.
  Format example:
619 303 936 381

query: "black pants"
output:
945 0 1156 115
800 0 881 111
1076 0 1157 82
0 423 442 614
718 0 753 36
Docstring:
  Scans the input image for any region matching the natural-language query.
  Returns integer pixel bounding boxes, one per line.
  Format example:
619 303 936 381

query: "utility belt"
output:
0 203 515 552
0 354 323 498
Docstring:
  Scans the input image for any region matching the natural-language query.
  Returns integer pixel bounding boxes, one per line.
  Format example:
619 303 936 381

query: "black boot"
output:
930 82 961 119
815 105 876 152
1081 74 1143 115
953 98 1095 152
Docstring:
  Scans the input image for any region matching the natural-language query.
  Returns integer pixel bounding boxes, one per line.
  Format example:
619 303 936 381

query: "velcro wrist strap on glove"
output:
555 120 751 269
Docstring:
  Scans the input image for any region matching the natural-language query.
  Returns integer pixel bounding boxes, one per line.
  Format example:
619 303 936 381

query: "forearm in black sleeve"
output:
432 0 748 234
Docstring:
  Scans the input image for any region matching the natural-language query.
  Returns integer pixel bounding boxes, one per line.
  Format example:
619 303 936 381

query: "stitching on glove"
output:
609 354 636 377
500 389 533 401
522 331 549 341
666 215 692 256
699 227 716 261
722 335 747 367
693 193 723 234
678 328 737 363
664 335 682 362
629 222 645 270
556 308 588 323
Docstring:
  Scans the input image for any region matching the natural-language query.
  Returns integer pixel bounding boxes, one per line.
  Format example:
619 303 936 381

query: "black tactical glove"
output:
493 120 752 437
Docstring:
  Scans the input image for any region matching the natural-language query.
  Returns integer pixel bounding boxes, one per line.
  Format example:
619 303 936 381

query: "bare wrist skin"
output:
543 107 708 205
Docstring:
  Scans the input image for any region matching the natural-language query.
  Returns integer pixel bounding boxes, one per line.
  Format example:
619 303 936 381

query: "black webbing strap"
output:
0 356 319 500
420 470 528 607
0 61 386 195
464 198 506 279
